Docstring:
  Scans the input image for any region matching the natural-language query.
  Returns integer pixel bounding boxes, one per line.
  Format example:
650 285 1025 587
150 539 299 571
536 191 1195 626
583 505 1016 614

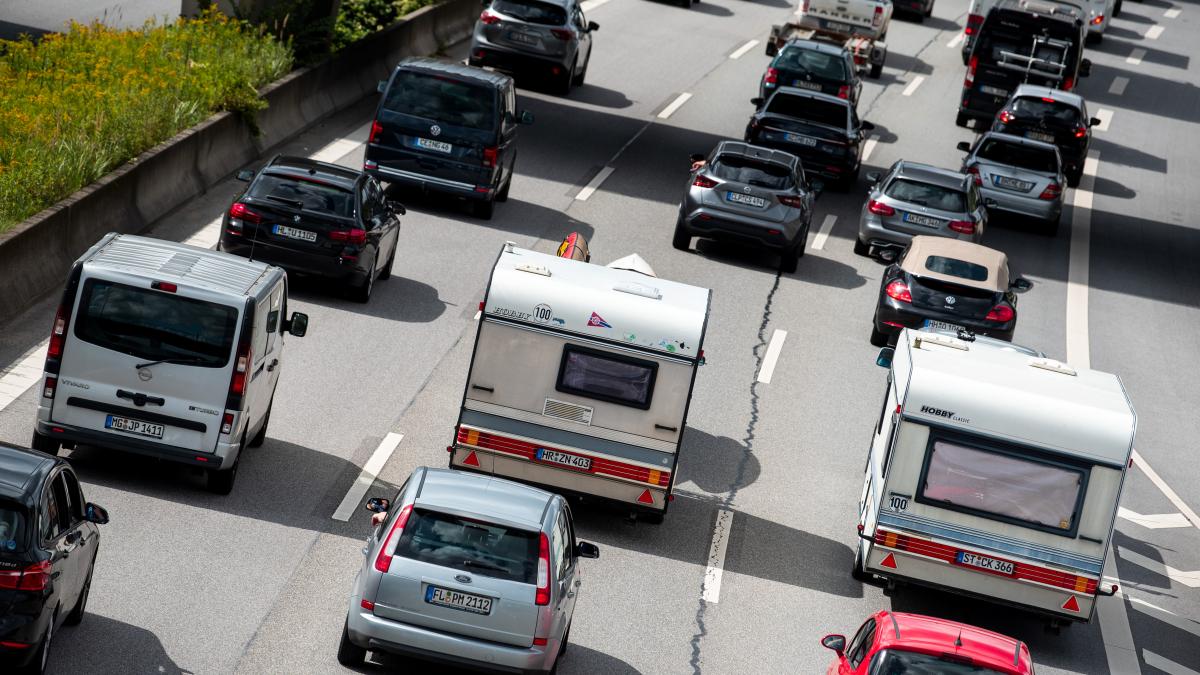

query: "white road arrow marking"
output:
1118 507 1192 529
1144 650 1200 675
1129 597 1200 639
1118 547 1200 588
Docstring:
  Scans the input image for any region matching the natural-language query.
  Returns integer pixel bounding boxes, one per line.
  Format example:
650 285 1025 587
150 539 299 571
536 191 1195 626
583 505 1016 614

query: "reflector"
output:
463 450 480 467
1061 595 1080 612
880 553 898 569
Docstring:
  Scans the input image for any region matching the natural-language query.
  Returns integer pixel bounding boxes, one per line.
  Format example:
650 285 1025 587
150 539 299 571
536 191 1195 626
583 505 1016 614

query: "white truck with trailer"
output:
766 0 892 79
856 329 1131 628
449 242 711 523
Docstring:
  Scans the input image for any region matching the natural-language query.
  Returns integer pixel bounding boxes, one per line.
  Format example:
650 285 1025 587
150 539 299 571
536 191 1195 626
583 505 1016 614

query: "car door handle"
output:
567 591 575 599
266 359 279 372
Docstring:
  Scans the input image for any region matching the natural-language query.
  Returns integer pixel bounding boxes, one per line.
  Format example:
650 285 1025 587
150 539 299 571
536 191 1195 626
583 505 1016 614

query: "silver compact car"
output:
469 0 597 95
958 132 1065 234
855 160 986 257
675 141 821 274
339 467 599 674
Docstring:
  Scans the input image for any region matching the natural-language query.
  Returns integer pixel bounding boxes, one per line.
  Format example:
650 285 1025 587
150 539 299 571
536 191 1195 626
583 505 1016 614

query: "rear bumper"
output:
366 163 494 202
468 38 571 73
874 300 1014 342
35 417 240 470
979 187 1061 222
681 206 800 250
0 607 48 667
747 137 857 181
218 237 364 284
857 211 979 249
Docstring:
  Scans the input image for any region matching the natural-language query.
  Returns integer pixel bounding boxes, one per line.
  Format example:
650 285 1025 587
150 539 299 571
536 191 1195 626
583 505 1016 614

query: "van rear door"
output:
52 276 242 455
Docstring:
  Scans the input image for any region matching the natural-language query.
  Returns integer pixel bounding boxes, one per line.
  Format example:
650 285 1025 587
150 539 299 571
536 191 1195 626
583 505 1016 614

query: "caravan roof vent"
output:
913 332 968 352
516 264 551 277
1029 358 1077 376
613 282 662 300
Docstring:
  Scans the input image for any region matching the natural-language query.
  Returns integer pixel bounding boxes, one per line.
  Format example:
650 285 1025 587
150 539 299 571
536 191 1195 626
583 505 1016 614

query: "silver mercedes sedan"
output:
958 132 1065 234
856 160 986 257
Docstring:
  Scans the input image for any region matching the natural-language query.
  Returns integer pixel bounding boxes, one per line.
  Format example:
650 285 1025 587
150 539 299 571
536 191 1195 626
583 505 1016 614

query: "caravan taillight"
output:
872 5 883 26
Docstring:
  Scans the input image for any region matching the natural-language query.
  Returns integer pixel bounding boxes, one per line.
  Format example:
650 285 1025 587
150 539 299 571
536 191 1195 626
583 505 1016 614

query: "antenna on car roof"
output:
954 630 963 648
247 212 263 263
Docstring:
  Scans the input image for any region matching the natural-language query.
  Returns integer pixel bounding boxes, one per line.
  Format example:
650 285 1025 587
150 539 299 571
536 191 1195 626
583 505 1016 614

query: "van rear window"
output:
557 345 657 409
918 437 1085 535
393 509 538 584
74 279 239 368
383 70 496 131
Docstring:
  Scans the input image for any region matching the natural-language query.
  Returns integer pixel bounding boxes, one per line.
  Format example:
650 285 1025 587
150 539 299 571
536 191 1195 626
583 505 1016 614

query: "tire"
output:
31 432 60 457
955 112 970 128
206 453 240 495
66 562 93 626
672 219 691 251
337 620 367 667
1086 32 1102 45
496 173 512 202
556 63 574 96
678 0 693 7
868 61 883 79
870 322 890 347
473 197 496 220
839 164 862 191
1045 212 1061 238
925 0 934 17
572 56 588 87
378 244 396 280
851 541 868 582
640 510 665 524
350 264 375 303
1067 171 1082 188
21 611 54 675
854 239 870 256
248 404 270 448
780 236 804 274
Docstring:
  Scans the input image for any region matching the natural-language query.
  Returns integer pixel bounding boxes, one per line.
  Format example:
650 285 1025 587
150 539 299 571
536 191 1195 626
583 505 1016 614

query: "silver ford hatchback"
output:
339 467 599 674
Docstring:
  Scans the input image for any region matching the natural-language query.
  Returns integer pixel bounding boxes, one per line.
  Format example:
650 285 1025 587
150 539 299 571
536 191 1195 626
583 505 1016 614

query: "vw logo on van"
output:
138 368 153 382
455 574 471 584
945 296 957 305
430 124 442 137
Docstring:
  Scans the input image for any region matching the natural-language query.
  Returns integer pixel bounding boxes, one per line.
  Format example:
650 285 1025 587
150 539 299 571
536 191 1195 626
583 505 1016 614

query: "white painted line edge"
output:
1133 449 1200 530
701 509 734 603
574 166 615 201
901 76 926 97
332 432 404 521
1129 597 1200 639
1118 507 1192 529
1144 649 1200 675
756 329 788 384
657 92 693 120
1094 108 1114 132
811 214 838 251
1164 7 1181 19
947 32 965 48
0 341 49 412
861 137 878 163
1098 554 1142 675
580 0 612 12
729 40 760 60
1065 153 1099 369
1109 76 1129 96
1145 25 1164 40
1126 49 1146 66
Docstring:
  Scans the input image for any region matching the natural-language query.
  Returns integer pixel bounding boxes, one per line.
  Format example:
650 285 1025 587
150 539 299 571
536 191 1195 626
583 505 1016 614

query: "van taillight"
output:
221 412 234 435
1062 76 1074 91
42 376 57 399
482 146 499 168
0 560 51 591
965 55 978 87
535 532 551 605
964 14 982 35
374 504 413 573
230 353 250 397
47 306 68 359
368 120 383 144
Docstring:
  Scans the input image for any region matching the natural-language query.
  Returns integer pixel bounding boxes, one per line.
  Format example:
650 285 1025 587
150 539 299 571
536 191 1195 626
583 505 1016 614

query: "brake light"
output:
964 14 982 35
229 202 262 225
998 110 1014 124
966 166 982 186
535 532 551 605
42 376 56 399
47 304 68 359
885 280 912 303
151 280 177 293
764 67 778 87
1039 183 1062 200
949 219 976 234
965 55 978 88
1073 126 1087 139
329 228 367 246
868 199 894 216
533 637 549 646
837 85 850 99
368 119 383 144
986 304 1015 322
480 9 501 24
374 504 414 573
873 5 883 26
778 195 804 208
482 145 498 168
550 28 572 40
1091 14 1103 24
1062 76 1074 91
693 175 718 189
0 560 51 591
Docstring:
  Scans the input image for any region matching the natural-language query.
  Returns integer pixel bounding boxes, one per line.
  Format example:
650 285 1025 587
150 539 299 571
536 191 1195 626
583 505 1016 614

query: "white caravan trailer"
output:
450 243 711 522
856 329 1133 625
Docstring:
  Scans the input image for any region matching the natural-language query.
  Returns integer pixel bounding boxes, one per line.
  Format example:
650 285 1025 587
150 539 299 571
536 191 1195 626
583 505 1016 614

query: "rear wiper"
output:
462 559 508 573
135 357 210 369
264 195 306 209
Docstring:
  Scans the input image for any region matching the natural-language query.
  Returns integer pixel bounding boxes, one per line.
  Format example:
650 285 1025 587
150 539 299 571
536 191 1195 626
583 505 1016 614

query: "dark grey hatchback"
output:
364 58 534 220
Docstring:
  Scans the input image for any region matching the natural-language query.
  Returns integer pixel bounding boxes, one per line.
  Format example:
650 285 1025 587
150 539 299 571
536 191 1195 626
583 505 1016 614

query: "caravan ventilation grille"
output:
543 398 594 426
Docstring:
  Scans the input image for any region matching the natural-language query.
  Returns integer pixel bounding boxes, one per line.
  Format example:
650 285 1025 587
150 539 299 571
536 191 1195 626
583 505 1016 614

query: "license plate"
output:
416 137 453 154
726 191 767 207
784 133 818 147
793 80 822 91
903 212 942 228
956 551 1016 576
1026 131 1055 143
535 447 592 471
980 85 1008 96
824 21 852 32
508 31 538 45
272 225 317 242
994 175 1033 191
426 585 493 615
105 415 164 439
924 319 966 333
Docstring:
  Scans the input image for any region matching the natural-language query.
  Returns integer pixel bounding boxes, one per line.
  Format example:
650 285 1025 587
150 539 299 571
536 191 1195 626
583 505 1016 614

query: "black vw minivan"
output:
364 58 533 220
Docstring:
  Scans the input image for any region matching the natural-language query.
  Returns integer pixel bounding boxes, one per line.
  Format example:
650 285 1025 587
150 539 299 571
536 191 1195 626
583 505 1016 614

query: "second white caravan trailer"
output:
450 243 711 522
857 329 1133 625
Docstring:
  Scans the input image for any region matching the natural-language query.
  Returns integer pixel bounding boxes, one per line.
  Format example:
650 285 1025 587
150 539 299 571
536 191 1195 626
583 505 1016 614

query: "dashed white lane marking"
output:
0 342 47 412
1145 25 1164 40
1099 553 1142 675
332 432 404 521
1144 650 1200 675
811 214 838 251
183 215 224 250
1065 153 1099 369
1133 448 1200 530
311 123 371 164
901 76 925 97
657 92 693 120
756 329 788 384
701 509 734 603
1119 546 1200 588
1119 507 1192 529
861 137 878 163
1127 48 1146 65
473 310 482 321
1094 108 1114 132
1129 597 1200 638
1164 7 1181 18
947 32 965 48
1109 76 1130 96
580 0 612 11
730 40 759 60
575 166 615 201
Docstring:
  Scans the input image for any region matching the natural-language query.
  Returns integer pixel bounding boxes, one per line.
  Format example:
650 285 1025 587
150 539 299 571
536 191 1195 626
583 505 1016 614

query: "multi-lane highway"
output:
1 0 1198 671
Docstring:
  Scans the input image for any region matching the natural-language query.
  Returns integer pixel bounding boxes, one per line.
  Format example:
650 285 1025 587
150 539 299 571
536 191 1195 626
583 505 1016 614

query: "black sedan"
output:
870 235 1031 346
0 443 109 675
990 84 1099 187
219 156 404 302
746 87 874 189
759 39 862 106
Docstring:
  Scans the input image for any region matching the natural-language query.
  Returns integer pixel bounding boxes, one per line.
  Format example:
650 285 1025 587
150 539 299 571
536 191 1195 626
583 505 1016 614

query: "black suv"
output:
759 39 862 106
364 58 534 220
991 85 1100 186
957 0 1090 129
746 88 875 188
0 443 108 675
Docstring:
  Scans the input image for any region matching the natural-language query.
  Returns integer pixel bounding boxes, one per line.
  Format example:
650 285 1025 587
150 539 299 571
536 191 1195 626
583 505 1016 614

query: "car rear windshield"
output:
869 648 1008 675
925 255 990 282
74 279 239 367
776 46 849 82
557 345 657 409
394 509 538 584
0 504 26 553
383 70 496 131
710 155 795 190
250 174 354 218
765 94 848 128
492 0 567 24
885 179 966 212
977 139 1059 173
1010 96 1083 127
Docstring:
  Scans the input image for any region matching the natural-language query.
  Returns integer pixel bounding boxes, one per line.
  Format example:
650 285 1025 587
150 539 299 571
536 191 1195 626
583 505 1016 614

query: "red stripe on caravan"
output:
456 426 672 487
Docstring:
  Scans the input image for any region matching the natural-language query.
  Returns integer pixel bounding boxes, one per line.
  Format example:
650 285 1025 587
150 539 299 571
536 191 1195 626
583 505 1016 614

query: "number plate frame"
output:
507 30 538 45
903 212 943 228
980 85 1009 97
793 80 822 91
535 447 593 471
993 175 1034 191
955 551 1016 576
105 414 165 439
924 319 966 333
272 225 318 243
416 137 453 154
1025 131 1055 143
784 133 818 147
426 585 494 615
726 191 768 208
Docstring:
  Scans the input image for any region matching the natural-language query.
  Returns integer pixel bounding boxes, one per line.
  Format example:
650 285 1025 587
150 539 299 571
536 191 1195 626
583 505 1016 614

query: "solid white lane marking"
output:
657 93 693 120
811 214 838 251
1109 76 1129 96
1145 25 1164 40
580 0 612 11
901 76 925 97
1098 555 1142 675
473 310 481 321
1133 449 1200 530
1119 546 1200 588
1129 597 1200 638
756 330 788 384
701 509 734 603
184 215 224 250
1094 108 1114 132
1144 650 1200 675
1164 7 1181 18
0 341 49 412
575 166 615 201
332 432 404 521
1127 48 1146 65
312 138 362 164
947 32 965 48
861 137 878 163
730 40 759 60
1119 507 1192 529
1065 153 1099 369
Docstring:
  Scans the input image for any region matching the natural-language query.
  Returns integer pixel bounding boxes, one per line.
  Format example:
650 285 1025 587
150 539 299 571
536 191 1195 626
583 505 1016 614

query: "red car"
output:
822 610 1034 675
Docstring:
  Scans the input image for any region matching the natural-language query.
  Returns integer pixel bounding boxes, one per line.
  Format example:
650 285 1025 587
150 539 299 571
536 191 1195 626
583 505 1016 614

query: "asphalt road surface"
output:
0 0 183 39
1 0 1198 672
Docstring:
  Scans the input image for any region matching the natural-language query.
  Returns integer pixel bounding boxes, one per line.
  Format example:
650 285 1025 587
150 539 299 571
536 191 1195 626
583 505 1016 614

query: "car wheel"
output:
206 453 240 495
868 61 883 79
473 197 496 220
672 219 691 251
1045 212 1061 238
1086 32 1102 45
854 238 870 256
378 244 396 280
337 620 367 667
870 320 890 347
572 56 589 86
350 265 375 303
1067 171 1082 188
496 172 512 202
31 432 60 457
955 112 970 128
852 541 869 582
678 0 693 7
66 561 94 626
21 610 54 675
1114 0 1121 15
925 0 933 16
839 164 862 191
248 403 271 448
556 63 574 96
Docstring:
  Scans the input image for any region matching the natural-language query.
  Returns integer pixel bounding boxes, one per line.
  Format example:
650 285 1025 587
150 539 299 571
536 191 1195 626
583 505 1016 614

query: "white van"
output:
450 243 711 523
856 329 1132 626
32 233 308 494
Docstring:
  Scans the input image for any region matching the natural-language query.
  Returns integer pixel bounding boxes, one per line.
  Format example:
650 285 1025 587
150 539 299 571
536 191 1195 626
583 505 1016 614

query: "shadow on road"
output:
52 613 192 674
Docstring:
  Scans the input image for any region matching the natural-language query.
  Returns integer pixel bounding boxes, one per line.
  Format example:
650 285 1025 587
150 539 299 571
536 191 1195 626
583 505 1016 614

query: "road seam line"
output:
658 92 693 119
811 214 838 251
701 509 734 602
332 432 404 521
756 330 788 384
575 166 615 201
729 40 759 60
1127 48 1146 66
1109 76 1129 96
901 76 925 97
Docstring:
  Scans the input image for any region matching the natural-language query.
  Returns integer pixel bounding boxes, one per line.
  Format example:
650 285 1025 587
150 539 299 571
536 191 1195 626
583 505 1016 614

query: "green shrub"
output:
333 0 439 51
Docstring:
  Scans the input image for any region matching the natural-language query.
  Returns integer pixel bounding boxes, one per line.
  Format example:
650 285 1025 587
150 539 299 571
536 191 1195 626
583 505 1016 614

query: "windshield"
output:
869 648 1009 675
885 179 967 212
0 503 26 552
1009 97 1083 127
977 140 1059 173
394 509 539 583
250 174 354 217
765 94 848 128
492 0 567 24
710 155 795 189
74 279 239 367
383 70 496 131
776 47 849 82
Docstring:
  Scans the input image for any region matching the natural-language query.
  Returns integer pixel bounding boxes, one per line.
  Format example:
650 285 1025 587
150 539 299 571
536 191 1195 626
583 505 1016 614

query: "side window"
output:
573 7 586 29
62 470 86 525
252 297 270 364
360 184 376 223
42 475 70 540
552 513 570 581
265 285 283 353
847 618 877 669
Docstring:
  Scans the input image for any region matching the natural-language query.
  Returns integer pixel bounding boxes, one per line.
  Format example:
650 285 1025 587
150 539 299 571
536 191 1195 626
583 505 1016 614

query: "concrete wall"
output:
0 0 479 324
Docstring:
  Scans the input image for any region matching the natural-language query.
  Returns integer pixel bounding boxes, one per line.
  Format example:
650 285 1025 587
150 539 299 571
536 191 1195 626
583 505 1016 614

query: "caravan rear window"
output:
557 345 657 409
918 437 1085 535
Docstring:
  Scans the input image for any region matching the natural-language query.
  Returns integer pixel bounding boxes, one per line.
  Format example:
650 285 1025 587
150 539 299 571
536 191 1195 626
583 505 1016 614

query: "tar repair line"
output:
901 76 925 97
1145 25 1164 40
1109 76 1130 96
658 93 693 120
756 329 788 384
332 432 404 521
729 39 760 59
1127 48 1146 66
701 509 734 602
811 214 839 251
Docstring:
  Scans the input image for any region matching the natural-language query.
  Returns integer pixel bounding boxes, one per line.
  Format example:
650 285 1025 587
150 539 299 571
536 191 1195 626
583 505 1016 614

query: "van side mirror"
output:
519 110 535 125
750 97 765 107
365 497 390 513
1079 59 1092 77
1010 277 1033 293
587 20 599 31
876 347 894 368
576 541 600 559
236 169 254 182
956 141 971 153
85 503 110 525
377 80 387 94
285 312 308 337
821 634 847 655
